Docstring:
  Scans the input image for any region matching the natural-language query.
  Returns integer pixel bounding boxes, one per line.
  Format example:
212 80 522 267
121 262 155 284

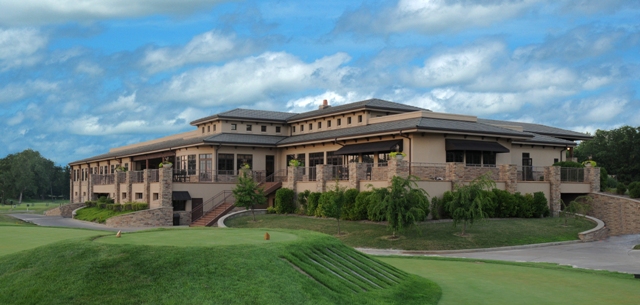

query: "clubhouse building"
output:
69 99 599 226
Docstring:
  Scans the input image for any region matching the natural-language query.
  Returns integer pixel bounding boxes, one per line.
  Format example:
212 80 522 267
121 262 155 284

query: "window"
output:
172 200 186 211
378 153 390 167
122 192 127 199
337 118 342 126
309 152 324 167
300 125 304 131
554 158 559 164
124 163 129 171
202 127 205 133
218 154 234 174
261 125 267 132
213 124 216 131
326 151 342 166
237 154 253 170
246 124 252 131
292 126 296 132
318 122 322 129
482 151 496 167
153 193 159 201
276 126 281 133
347 117 352 124
446 150 464 163
286 154 295 167
135 193 143 200
327 120 331 127
358 115 362 123
208 126 210 132
231 124 237 130
188 155 196 175
466 151 482 166
309 123 313 130
362 154 374 164
199 154 212 179
111 165 115 174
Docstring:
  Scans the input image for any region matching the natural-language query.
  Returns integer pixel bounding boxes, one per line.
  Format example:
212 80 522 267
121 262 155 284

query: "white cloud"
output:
142 30 255 73
0 0 227 26
410 41 505 87
75 61 104 76
158 51 353 106
336 0 540 35
568 97 628 123
286 91 370 113
0 80 59 103
100 93 146 113
69 115 176 136
0 28 47 70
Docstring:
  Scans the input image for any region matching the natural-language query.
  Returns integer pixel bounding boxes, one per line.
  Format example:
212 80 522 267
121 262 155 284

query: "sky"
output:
0 0 639 165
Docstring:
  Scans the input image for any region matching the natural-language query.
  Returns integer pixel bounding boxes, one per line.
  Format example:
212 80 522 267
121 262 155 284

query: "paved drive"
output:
9 214 164 232
359 234 640 274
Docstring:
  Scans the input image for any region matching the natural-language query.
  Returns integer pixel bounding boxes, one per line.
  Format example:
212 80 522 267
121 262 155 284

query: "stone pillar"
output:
316 164 328 192
114 171 121 204
284 166 298 191
88 174 95 201
445 163 465 184
499 164 518 193
349 163 364 190
387 159 409 186
159 164 173 208
545 166 562 217
144 169 151 205
125 171 133 204
585 165 601 193
69 177 74 203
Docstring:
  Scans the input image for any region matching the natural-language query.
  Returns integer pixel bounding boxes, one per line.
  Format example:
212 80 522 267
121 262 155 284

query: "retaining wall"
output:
44 202 86 218
587 193 640 236
105 207 173 227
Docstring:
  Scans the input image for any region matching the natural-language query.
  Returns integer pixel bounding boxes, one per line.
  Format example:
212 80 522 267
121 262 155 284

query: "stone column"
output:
88 174 95 201
316 164 328 192
445 163 465 184
585 165 601 193
544 166 562 217
144 169 151 205
387 158 409 186
159 164 173 208
349 162 363 190
69 177 74 203
284 166 298 191
499 164 518 193
114 170 121 204
125 171 133 204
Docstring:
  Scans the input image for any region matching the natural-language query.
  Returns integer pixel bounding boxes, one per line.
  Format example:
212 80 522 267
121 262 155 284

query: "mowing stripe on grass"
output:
307 251 374 291
288 251 361 294
312 248 383 289
323 248 395 287
348 249 408 279
327 248 401 286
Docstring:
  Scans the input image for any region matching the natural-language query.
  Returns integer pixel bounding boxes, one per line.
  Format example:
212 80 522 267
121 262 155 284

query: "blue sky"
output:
0 0 639 165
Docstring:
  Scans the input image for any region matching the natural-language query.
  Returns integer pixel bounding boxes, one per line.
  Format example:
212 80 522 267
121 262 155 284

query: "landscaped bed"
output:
226 214 594 250
74 206 136 223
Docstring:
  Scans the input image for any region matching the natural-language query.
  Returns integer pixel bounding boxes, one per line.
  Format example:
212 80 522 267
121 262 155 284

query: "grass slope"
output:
74 207 134 223
0 226 103 257
227 214 593 250
0 228 440 305
381 256 640 305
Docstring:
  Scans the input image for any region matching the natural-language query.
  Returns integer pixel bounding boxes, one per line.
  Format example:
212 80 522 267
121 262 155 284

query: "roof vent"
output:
319 99 331 110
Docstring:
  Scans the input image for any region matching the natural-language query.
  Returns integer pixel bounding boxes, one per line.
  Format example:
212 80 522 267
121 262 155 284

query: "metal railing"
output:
148 169 159 183
517 166 546 182
93 174 115 185
561 167 585 182
327 165 349 181
117 172 126 182
191 190 236 223
260 169 288 184
131 171 144 183
295 167 316 182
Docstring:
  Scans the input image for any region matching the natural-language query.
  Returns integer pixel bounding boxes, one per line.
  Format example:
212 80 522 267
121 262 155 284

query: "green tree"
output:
368 176 430 238
232 170 266 221
320 182 347 235
575 126 640 182
445 174 496 236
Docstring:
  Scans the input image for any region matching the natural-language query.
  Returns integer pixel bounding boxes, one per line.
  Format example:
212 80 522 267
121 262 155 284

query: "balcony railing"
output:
131 171 144 183
561 167 585 182
93 174 115 185
148 169 159 183
295 167 316 182
327 165 349 181
517 166 546 182
361 163 388 181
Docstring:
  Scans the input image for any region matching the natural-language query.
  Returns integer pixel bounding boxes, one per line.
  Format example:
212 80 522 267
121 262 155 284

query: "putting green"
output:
95 228 299 247
0 226 104 257
381 257 640 305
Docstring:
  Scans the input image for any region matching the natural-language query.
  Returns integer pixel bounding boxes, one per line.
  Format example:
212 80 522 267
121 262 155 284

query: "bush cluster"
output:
274 188 295 214
431 189 550 219
628 182 640 198
616 183 627 195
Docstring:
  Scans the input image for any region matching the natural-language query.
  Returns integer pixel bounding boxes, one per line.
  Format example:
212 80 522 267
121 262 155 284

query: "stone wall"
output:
174 211 192 225
410 165 446 180
44 202 86 218
463 166 499 181
105 207 173 227
587 193 640 236
578 214 608 242
544 166 562 216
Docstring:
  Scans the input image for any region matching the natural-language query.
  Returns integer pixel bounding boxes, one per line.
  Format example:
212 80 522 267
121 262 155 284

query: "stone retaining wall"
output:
577 214 608 242
44 202 86 218
587 193 640 236
218 209 268 228
105 207 173 227
174 211 191 226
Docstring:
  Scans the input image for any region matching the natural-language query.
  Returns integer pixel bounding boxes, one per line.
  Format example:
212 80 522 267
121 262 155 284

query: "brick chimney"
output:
319 99 330 110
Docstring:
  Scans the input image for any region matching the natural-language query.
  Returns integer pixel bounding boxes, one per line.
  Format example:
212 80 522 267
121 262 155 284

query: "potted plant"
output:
115 165 127 172
389 151 406 160
288 159 302 167
159 160 173 168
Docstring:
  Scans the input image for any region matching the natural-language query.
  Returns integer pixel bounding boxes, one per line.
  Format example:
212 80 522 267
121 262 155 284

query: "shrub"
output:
317 192 334 217
84 201 97 208
532 192 550 217
97 196 114 204
351 191 372 221
274 188 295 214
606 176 618 189
134 203 148 211
266 206 276 214
98 203 106 209
367 188 389 221
114 204 123 212
124 203 133 211
616 183 627 195
306 192 321 216
552 161 584 168
106 204 114 211
342 188 360 220
629 182 640 198
296 190 311 214
600 168 608 192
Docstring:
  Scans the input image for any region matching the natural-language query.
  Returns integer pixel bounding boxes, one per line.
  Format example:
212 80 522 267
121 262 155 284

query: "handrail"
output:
191 190 235 223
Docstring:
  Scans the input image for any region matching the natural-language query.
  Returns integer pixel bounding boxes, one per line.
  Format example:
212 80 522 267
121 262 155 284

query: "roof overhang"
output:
333 140 403 155
172 191 191 201
445 139 510 153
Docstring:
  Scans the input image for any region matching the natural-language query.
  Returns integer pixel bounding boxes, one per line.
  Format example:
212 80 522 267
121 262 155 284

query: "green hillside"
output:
0 228 440 305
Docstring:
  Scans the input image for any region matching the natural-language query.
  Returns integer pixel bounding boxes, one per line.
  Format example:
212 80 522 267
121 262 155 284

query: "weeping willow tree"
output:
445 173 496 236
368 175 430 238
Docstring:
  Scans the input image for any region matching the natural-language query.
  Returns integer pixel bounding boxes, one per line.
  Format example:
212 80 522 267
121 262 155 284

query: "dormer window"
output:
327 120 331 127
231 124 237 130
276 126 281 133
318 122 322 129
301 125 304 132
207 126 211 132
213 124 216 131
347 117 352 124
358 115 362 123
202 127 205 133
292 126 296 132
246 124 252 131
337 118 341 126
309 123 313 131
261 125 267 132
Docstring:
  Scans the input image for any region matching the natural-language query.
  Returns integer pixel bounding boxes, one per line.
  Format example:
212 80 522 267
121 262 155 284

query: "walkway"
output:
8 214 167 232
359 234 640 274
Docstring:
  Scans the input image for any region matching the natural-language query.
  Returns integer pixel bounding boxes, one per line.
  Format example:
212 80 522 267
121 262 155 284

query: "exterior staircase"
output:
190 202 235 227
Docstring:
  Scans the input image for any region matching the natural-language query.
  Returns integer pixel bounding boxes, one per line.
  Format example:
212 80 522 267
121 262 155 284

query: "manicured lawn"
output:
0 226 104 257
381 256 640 305
227 214 594 250
96 228 299 246
74 206 135 223
0 201 60 214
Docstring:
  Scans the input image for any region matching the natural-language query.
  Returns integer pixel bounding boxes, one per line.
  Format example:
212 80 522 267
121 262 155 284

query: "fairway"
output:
381 257 640 305
0 226 104 257
95 228 299 247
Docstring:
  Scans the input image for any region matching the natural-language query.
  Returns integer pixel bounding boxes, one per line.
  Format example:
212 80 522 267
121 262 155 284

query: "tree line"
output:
0 149 69 204
574 126 640 183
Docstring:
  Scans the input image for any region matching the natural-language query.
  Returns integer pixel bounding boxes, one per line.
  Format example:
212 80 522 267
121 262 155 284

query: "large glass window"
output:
309 152 324 167
326 151 342 166
362 154 374 164
199 154 212 175
218 154 234 175
465 151 482 166
237 154 253 170
482 151 497 167
378 153 390 167
446 151 464 163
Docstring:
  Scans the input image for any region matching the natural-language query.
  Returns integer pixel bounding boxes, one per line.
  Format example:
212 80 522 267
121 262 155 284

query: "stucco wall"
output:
510 145 565 167
560 183 591 194
517 182 551 200
415 181 452 199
